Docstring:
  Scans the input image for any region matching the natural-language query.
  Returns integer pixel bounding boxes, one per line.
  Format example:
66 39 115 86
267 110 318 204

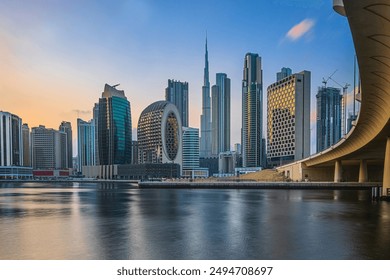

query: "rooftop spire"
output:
204 33 209 87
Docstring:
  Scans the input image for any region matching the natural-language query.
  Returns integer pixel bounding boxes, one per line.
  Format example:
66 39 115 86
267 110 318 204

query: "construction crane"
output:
322 69 338 88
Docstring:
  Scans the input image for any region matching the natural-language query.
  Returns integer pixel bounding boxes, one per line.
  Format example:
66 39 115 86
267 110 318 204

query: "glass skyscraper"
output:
98 84 132 165
316 86 342 152
59 121 73 169
242 53 265 168
211 73 231 155
165 79 189 127
77 118 95 173
200 37 212 158
0 111 23 167
182 127 200 170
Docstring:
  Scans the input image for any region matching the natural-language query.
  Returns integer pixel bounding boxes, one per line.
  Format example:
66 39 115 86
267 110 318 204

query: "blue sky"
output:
0 0 356 155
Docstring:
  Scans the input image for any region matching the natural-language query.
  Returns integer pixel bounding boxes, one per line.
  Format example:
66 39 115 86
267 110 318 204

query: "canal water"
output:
0 182 389 259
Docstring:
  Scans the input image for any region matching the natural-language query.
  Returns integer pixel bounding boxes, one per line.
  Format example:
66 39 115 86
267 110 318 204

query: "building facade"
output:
165 79 189 127
316 86 342 152
0 111 23 166
200 37 212 158
93 102 100 165
137 101 182 172
22 123 31 167
31 125 67 169
98 84 132 165
182 127 200 171
242 53 265 168
59 121 73 169
267 70 311 167
277 67 292 82
77 118 96 173
211 73 231 155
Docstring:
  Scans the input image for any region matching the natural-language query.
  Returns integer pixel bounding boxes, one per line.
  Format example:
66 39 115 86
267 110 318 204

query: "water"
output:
0 182 389 260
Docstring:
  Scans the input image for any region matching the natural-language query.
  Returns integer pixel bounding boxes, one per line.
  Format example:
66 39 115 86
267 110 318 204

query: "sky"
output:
0 0 357 156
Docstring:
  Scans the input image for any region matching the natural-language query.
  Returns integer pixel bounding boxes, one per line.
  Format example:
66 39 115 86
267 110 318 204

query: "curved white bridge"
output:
278 0 390 195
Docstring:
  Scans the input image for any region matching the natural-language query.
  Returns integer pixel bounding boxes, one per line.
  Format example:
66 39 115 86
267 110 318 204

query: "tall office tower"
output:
77 118 95 173
137 101 182 169
59 121 73 169
267 71 311 167
276 67 292 82
199 37 212 157
182 127 200 171
165 79 189 127
93 103 99 165
316 86 342 152
22 123 31 167
31 125 67 169
211 73 231 155
242 53 264 167
98 84 132 165
0 111 23 166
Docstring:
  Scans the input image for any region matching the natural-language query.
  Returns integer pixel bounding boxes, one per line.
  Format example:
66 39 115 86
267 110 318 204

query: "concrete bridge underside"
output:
278 0 390 195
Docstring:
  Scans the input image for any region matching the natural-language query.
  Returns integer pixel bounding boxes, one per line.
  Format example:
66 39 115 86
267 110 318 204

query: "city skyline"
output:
1 0 356 156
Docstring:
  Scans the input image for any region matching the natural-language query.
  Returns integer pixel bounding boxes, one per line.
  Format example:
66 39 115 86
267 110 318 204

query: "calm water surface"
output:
0 182 389 260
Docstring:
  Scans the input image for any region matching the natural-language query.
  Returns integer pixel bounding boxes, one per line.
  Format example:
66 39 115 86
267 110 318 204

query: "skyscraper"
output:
98 84 132 165
77 118 95 173
211 73 231 155
31 125 67 169
59 121 73 169
316 86 342 152
277 67 292 82
22 123 31 167
137 101 182 170
165 79 189 127
200 37 212 157
93 103 99 165
0 111 23 167
242 53 265 168
267 70 311 167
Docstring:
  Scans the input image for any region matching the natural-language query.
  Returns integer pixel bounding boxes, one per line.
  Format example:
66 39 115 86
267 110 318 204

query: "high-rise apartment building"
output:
31 125 67 169
200 37 212 157
316 86 342 152
98 84 132 165
77 118 95 173
22 123 31 167
267 70 311 167
182 127 199 171
165 79 189 127
0 111 23 166
242 53 265 167
59 121 73 169
211 73 231 155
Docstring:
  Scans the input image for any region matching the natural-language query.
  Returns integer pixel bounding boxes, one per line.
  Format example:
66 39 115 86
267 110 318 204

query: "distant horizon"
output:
1 0 358 157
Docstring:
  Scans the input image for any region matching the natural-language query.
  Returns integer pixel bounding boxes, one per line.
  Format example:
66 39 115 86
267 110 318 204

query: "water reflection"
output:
0 182 389 260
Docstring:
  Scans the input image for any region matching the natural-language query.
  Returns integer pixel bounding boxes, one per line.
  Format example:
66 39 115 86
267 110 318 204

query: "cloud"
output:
286 19 315 41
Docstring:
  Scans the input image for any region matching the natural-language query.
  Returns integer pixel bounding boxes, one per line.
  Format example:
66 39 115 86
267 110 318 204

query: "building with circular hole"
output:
137 101 182 173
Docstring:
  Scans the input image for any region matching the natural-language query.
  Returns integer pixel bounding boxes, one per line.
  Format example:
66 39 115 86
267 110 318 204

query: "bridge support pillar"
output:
334 160 342 182
359 159 368 183
383 137 390 196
